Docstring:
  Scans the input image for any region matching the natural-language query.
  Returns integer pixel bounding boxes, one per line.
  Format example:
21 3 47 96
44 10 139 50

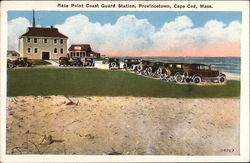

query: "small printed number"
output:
220 149 235 152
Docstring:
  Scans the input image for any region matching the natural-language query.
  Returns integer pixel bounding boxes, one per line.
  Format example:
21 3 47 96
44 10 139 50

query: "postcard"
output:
0 0 249 162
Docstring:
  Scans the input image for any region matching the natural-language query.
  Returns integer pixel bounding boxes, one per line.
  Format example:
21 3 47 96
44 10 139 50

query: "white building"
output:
7 50 20 60
19 26 68 60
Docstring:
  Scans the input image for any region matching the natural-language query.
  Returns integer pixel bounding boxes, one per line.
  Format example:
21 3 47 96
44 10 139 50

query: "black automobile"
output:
123 58 141 71
102 57 109 64
108 58 120 69
59 57 71 66
136 60 156 75
84 58 95 67
71 58 83 66
164 62 226 84
7 57 32 68
146 61 164 77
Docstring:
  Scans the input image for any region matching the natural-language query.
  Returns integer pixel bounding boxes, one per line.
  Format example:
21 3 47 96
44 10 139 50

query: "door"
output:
42 52 50 60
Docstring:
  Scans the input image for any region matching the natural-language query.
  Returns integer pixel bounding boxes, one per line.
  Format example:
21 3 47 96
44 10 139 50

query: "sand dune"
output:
6 96 239 155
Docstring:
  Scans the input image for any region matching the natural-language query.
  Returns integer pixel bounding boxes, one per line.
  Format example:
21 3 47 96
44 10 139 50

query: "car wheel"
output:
111 62 116 68
137 65 143 72
219 75 226 83
147 67 153 76
123 63 127 70
175 73 184 83
25 62 29 67
193 76 202 84
156 68 162 78
132 65 136 71
8 63 14 68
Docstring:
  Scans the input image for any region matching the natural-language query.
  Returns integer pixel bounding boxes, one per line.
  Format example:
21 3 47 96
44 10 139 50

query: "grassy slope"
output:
30 60 51 65
7 68 240 98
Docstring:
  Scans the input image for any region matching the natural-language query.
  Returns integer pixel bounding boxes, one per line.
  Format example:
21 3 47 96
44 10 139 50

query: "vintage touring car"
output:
108 58 120 69
161 62 227 84
7 57 32 68
123 58 141 71
59 57 83 67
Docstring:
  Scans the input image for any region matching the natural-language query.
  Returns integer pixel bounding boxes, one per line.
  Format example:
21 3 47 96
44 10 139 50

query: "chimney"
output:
50 25 53 28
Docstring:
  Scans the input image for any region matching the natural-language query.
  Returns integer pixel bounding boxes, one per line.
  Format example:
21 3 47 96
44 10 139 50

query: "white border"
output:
1 1 249 162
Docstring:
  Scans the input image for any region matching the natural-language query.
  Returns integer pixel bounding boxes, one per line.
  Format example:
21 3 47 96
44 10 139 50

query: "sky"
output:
8 11 242 57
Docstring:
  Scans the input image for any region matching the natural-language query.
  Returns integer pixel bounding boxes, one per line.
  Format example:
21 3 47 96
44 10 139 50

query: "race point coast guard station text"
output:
57 3 213 9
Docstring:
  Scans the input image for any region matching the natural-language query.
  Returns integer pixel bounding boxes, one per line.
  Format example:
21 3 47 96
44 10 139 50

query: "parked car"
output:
71 58 83 66
102 57 109 64
84 58 95 67
136 60 156 75
164 62 226 84
108 58 120 69
145 61 165 78
7 57 32 68
123 58 141 71
59 57 71 66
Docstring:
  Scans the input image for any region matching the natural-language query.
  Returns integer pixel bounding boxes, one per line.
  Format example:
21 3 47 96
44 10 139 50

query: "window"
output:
27 38 30 43
60 39 63 44
54 39 57 44
176 64 182 69
54 48 57 53
60 48 63 54
34 48 38 53
27 48 31 53
34 38 37 43
44 39 47 43
204 66 210 70
77 52 79 57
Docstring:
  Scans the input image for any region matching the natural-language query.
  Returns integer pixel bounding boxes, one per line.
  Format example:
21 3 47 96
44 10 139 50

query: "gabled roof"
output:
68 44 92 51
7 50 19 54
20 27 68 38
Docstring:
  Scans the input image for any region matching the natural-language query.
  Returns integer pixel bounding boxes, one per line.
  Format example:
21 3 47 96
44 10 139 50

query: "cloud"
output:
8 17 31 51
8 14 241 57
55 14 155 55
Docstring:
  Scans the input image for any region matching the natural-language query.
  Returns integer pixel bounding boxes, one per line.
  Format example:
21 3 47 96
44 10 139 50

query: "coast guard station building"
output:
18 10 68 60
19 26 68 60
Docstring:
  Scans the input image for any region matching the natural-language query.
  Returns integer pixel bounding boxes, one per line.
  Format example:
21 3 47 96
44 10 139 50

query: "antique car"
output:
123 58 141 71
102 57 109 64
7 57 32 68
84 58 95 67
136 60 157 75
59 57 71 66
145 61 166 78
59 57 83 67
71 58 83 66
163 62 226 84
108 58 120 69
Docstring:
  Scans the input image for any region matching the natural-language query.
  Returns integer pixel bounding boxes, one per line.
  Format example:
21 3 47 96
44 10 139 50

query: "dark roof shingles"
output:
68 44 92 51
20 27 68 38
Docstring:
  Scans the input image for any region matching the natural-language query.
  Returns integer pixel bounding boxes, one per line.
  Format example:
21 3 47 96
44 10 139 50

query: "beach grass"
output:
7 68 240 98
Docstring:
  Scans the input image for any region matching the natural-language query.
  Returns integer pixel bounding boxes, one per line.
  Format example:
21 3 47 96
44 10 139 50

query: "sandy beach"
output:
6 96 240 155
